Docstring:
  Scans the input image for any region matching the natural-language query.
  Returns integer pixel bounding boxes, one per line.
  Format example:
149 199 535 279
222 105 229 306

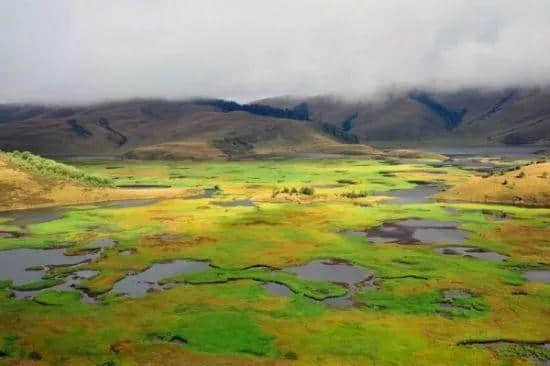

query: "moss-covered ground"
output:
0 157 548 365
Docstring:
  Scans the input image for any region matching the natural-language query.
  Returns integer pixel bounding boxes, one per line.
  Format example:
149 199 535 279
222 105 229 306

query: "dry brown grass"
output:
0 157 193 211
125 111 378 159
439 162 550 206
125 140 226 160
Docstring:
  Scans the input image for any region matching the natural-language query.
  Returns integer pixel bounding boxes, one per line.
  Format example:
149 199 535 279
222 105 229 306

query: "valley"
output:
0 150 548 365
2 2 549 365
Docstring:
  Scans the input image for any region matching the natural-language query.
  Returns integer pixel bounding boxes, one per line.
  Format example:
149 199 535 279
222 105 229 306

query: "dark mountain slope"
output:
256 88 550 146
0 99 369 159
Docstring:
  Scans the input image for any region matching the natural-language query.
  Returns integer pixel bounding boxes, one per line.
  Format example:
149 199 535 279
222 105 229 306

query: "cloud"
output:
1 0 549 103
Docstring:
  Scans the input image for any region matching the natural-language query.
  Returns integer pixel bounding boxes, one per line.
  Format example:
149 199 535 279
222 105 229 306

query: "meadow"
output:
0 155 548 365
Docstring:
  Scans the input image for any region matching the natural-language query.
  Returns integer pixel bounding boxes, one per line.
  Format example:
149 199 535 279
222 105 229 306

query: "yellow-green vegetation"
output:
0 151 196 211
34 290 82 306
440 161 550 207
0 156 548 365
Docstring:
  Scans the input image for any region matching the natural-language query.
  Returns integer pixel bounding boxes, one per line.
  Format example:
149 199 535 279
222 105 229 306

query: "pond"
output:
112 260 210 297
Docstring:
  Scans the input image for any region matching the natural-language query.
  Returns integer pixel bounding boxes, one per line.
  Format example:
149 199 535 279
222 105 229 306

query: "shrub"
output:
278 186 314 196
516 171 525 178
341 190 368 199
299 187 315 195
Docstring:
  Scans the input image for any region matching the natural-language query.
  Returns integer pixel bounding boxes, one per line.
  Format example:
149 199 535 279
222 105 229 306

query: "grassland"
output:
0 155 548 365
440 161 550 207
0 151 197 211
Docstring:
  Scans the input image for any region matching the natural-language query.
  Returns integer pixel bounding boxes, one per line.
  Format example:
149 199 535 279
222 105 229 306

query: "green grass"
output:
360 290 489 318
155 311 278 357
0 333 28 358
34 290 82 306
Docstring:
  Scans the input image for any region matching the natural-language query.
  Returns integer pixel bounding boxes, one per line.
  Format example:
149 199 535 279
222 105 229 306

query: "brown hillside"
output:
438 162 550 207
0 154 192 211
0 100 369 159
125 111 375 159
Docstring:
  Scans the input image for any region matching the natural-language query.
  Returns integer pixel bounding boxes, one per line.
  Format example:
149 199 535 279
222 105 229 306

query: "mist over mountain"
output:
1 1 549 155
1 1 550 103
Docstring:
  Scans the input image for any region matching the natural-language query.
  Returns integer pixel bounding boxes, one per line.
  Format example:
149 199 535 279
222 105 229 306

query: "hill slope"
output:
0 100 368 159
256 87 550 146
438 161 550 207
0 151 191 211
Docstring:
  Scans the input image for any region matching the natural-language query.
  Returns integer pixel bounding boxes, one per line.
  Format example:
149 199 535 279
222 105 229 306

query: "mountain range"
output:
1 87 549 159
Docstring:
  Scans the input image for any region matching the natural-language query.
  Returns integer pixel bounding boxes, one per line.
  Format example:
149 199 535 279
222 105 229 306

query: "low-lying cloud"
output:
1 0 549 103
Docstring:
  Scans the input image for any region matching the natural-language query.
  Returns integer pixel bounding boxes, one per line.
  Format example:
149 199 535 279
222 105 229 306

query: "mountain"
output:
2 87 549 159
256 87 550 146
0 99 371 159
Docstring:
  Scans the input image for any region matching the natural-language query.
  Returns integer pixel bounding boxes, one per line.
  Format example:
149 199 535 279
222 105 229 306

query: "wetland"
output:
0 154 548 365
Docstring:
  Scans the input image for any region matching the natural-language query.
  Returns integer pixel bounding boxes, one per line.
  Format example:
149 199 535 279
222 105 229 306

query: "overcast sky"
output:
1 0 549 103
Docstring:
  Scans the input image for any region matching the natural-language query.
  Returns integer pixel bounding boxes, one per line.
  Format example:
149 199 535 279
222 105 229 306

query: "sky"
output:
1 0 550 104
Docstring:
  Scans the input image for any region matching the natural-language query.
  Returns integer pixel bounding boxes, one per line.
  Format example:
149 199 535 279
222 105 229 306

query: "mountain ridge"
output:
256 87 550 146
1 87 549 159
0 99 367 159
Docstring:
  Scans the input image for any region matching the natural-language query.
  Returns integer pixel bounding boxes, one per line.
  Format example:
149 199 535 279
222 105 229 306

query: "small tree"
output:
300 187 314 195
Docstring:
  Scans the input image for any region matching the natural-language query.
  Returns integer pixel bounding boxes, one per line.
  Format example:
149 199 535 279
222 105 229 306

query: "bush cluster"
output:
272 186 315 197
341 190 368 198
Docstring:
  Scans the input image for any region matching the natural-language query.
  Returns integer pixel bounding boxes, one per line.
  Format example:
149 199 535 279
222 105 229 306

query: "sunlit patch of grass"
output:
11 278 63 291
34 290 82 306
155 311 279 357
360 290 489 318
